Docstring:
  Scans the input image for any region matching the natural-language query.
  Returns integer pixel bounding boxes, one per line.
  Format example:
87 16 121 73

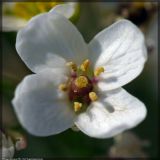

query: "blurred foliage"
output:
2 2 158 158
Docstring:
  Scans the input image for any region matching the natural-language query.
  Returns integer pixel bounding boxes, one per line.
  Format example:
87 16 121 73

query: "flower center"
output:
75 76 88 88
59 59 104 113
69 75 93 105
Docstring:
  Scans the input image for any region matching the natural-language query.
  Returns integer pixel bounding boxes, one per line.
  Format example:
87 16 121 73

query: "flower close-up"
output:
12 10 147 139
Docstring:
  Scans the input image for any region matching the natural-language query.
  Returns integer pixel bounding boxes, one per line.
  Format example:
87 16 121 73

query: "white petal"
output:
2 147 15 159
2 16 27 31
75 88 147 138
89 19 147 91
12 70 75 136
50 2 78 19
16 12 88 73
2 133 15 159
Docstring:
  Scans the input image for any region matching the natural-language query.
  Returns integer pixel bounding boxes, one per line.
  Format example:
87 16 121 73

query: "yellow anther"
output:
66 62 77 72
89 92 98 101
94 67 105 76
58 84 68 91
74 102 82 112
75 76 88 88
80 59 90 72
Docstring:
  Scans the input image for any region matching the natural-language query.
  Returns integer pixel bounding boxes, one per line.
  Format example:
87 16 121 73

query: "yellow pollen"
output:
75 76 88 88
80 59 90 72
58 84 68 91
66 62 77 72
89 92 98 101
74 102 82 112
94 67 105 76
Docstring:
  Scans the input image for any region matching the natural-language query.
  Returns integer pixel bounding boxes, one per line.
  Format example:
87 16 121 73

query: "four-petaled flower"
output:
12 11 147 138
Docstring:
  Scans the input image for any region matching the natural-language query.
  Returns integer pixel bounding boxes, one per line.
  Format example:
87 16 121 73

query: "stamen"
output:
80 59 90 72
74 102 82 112
75 76 88 88
58 84 68 91
89 92 98 101
94 67 104 76
66 62 77 72
60 59 101 113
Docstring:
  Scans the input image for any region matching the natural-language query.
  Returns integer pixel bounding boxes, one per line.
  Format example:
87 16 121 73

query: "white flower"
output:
15 137 27 151
12 11 147 138
108 131 149 158
1 132 15 159
2 2 79 31
0 131 26 159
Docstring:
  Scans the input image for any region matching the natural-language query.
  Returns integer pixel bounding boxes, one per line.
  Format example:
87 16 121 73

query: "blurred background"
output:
2 2 159 158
